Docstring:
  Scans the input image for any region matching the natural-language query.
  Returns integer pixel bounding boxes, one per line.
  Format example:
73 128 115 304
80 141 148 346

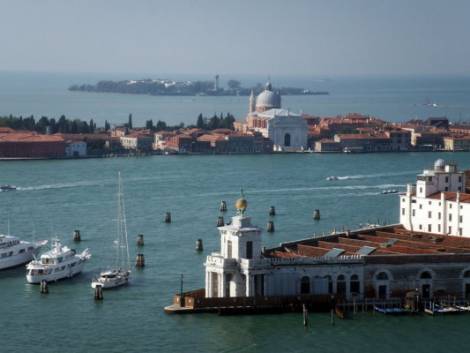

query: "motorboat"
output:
26 239 91 283
91 172 130 289
0 185 16 191
0 234 47 270
326 176 338 181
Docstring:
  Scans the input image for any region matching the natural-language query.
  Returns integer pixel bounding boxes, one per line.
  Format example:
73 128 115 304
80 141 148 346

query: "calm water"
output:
1 152 470 353
1 72 470 125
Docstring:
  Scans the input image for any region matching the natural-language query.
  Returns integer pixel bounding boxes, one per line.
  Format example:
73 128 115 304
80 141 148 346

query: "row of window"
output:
0 247 31 258
403 207 465 224
416 224 464 235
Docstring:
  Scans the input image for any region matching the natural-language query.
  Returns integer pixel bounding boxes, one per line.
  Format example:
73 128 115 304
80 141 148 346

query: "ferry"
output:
0 234 47 270
26 239 91 283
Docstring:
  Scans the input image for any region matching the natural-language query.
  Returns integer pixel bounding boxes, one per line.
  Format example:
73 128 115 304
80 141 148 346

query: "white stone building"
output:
400 159 470 236
241 82 308 152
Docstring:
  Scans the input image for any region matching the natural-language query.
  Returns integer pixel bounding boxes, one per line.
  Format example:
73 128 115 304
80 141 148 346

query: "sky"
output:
1 0 470 76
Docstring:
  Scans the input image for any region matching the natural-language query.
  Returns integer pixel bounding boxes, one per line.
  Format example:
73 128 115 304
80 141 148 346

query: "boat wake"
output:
195 184 405 198
16 180 106 192
334 171 415 180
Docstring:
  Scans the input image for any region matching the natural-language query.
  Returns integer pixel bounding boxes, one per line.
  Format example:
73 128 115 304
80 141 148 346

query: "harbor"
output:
1 152 470 353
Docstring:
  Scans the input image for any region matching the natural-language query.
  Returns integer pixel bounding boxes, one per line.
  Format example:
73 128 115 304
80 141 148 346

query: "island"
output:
68 75 329 97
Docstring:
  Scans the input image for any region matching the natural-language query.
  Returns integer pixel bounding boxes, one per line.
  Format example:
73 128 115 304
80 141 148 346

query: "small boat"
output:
91 172 130 289
374 305 415 315
0 185 16 191
326 176 338 181
26 239 91 283
424 303 462 315
0 234 47 270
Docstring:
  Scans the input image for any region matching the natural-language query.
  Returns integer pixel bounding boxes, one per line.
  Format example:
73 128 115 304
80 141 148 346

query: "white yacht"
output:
0 234 47 270
26 239 91 283
91 172 130 289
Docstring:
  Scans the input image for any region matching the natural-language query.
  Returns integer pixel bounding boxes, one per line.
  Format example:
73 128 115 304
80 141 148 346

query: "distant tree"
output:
155 120 167 131
146 119 154 131
196 113 205 129
128 113 133 129
227 80 241 90
104 120 110 131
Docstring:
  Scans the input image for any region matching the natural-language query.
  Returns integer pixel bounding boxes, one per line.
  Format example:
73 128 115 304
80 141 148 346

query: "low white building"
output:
65 140 87 157
400 159 470 236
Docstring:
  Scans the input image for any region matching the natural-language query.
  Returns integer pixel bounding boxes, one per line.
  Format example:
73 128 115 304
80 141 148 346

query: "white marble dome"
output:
434 158 445 171
255 81 281 110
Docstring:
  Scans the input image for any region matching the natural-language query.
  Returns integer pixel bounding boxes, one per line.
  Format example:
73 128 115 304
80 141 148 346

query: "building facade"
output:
400 159 470 236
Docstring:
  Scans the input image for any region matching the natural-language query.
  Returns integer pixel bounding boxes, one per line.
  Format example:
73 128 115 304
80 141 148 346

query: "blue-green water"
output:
1 152 470 353
1 72 470 125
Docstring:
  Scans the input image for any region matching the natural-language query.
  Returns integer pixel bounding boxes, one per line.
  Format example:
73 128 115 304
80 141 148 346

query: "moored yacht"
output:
91 172 130 289
0 234 47 270
26 239 91 283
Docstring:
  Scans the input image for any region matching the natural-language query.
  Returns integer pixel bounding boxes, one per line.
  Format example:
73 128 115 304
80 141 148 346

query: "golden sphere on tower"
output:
235 197 247 211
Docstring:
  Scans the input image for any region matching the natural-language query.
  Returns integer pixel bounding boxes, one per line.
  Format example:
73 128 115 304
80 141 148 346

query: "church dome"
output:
434 158 445 171
256 83 281 110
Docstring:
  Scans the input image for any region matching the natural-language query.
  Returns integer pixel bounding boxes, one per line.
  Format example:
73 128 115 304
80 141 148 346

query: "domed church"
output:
242 81 308 152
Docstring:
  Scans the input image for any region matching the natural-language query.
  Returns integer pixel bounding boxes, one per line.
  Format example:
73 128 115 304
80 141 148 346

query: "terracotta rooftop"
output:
427 191 470 203
266 225 470 259
0 132 64 143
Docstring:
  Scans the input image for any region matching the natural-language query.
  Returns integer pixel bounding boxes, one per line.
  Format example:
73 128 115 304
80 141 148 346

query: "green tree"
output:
104 120 111 131
196 113 205 129
227 79 241 90
128 113 133 129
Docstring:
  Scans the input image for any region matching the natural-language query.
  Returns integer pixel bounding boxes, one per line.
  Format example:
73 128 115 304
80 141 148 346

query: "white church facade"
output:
236 81 308 152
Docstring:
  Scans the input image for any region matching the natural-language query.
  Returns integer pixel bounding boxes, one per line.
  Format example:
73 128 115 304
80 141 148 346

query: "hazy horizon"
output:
1 0 470 76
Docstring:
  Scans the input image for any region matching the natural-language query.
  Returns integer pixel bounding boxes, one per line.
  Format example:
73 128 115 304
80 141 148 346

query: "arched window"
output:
324 275 333 294
284 133 291 147
300 276 310 294
376 272 389 281
350 274 360 295
420 271 432 279
337 274 347 297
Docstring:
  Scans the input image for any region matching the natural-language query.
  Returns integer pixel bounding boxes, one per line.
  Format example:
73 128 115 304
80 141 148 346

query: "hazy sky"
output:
1 0 470 76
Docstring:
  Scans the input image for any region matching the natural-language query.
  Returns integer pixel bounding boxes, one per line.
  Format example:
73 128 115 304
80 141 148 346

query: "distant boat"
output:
91 172 130 289
0 185 16 191
326 176 338 181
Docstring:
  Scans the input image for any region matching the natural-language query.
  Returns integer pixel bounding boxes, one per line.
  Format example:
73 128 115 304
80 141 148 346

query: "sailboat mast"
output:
116 172 130 271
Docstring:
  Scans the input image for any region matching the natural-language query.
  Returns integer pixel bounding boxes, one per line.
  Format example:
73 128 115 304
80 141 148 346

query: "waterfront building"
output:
444 136 470 151
0 132 65 158
239 81 308 152
65 140 87 157
203 191 470 303
400 159 470 236
120 132 153 151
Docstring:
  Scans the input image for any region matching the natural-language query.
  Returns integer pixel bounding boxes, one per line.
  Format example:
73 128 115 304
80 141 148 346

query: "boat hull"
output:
26 260 86 284
0 249 36 271
91 271 130 289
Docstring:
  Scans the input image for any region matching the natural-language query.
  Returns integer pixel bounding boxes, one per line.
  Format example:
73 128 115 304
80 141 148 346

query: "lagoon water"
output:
1 72 470 126
1 152 470 353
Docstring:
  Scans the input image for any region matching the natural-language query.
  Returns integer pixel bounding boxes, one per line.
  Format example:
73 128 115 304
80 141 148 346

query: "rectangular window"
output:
459 228 463 236
438 224 441 232
449 214 453 221
428 201 432 205
419 224 422 230
445 176 449 183
419 187 423 193
412 209 416 216
438 212 441 220
428 224 432 232
460 215 463 223
246 241 253 259
445 187 449 191
449 226 452 234
227 240 232 259
402 208 405 216
450 204 453 209
459 176 462 182
419 204 422 209
428 211 432 218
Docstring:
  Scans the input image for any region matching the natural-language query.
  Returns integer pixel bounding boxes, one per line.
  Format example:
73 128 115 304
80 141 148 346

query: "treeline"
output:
196 113 235 130
0 115 97 134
